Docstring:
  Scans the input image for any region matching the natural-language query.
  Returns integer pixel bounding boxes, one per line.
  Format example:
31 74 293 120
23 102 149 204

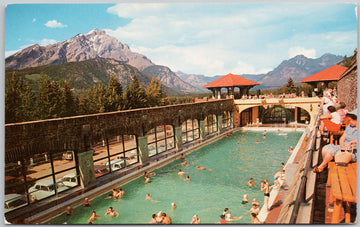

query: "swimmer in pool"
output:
181 160 187 165
104 207 119 217
190 214 201 224
247 178 254 187
180 153 185 159
88 211 101 224
221 208 243 222
104 188 118 199
116 188 125 198
144 176 150 183
83 198 92 207
178 169 185 176
288 146 294 153
171 202 177 210
255 140 264 144
184 175 190 181
246 203 260 224
66 206 74 215
196 166 206 170
242 194 249 204
146 193 160 202
149 214 157 224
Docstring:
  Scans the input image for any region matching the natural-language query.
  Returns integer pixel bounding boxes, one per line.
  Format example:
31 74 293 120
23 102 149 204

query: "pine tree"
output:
60 81 77 117
36 73 63 119
124 75 148 109
146 77 163 107
286 77 297 94
107 74 123 111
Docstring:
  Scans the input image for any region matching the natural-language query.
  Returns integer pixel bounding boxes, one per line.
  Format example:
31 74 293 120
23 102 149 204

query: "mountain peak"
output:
5 29 154 71
86 28 106 36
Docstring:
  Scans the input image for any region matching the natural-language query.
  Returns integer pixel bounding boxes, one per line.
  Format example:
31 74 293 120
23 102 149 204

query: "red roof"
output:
202 73 260 88
300 65 348 83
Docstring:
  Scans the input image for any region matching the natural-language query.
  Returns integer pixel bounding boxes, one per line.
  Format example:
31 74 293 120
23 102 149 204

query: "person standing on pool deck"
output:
261 179 270 211
105 207 119 217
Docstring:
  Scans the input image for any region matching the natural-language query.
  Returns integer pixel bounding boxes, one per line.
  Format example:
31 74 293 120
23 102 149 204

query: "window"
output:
147 125 174 157
181 119 200 144
204 114 217 135
222 111 231 129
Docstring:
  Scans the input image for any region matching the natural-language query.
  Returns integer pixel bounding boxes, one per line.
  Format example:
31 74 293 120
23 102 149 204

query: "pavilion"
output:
202 73 260 99
300 64 348 87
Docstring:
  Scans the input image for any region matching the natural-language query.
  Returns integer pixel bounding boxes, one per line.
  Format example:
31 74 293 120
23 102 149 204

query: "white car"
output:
28 179 70 202
106 159 125 171
4 194 27 213
61 173 78 187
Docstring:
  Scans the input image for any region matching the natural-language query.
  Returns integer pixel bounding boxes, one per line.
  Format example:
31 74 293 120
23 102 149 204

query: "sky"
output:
4 2 358 77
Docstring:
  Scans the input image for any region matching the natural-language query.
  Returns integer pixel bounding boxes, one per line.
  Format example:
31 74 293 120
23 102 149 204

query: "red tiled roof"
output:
202 73 260 88
300 65 348 83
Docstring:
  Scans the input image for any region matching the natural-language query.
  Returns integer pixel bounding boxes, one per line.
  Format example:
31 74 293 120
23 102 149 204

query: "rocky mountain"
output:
5 58 183 95
260 53 344 87
179 53 344 89
5 29 154 71
142 66 205 94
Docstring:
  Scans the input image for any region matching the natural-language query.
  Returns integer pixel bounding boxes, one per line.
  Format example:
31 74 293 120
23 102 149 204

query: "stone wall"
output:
5 99 234 162
337 51 357 111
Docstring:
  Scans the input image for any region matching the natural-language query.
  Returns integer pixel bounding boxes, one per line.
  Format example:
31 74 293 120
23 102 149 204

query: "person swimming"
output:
104 207 119 217
247 178 254 187
242 194 249 204
83 198 92 207
178 169 185 176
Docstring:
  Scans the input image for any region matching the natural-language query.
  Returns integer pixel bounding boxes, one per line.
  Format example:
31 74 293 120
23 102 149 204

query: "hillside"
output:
5 58 183 95
142 66 204 94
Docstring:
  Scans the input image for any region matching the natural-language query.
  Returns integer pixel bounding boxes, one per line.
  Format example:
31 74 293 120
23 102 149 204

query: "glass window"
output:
147 125 174 156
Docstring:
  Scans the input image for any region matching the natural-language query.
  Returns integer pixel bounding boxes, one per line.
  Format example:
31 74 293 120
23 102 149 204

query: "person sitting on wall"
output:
313 111 357 173
319 105 342 135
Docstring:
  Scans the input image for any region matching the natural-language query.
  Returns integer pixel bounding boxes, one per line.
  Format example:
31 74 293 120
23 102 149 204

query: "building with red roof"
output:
202 73 260 99
300 64 348 86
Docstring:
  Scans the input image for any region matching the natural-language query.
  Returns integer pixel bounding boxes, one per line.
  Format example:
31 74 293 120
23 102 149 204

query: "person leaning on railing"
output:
313 110 357 173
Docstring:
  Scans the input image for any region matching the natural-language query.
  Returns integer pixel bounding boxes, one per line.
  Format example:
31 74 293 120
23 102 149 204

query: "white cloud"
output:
45 20 67 28
39 38 57 46
105 3 356 76
288 47 316 58
32 18 36 23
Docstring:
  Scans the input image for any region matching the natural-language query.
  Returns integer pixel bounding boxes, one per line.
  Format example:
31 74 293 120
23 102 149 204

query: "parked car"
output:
61 173 78 187
106 159 125 171
28 179 69 202
4 194 27 213
62 151 73 160
94 165 109 178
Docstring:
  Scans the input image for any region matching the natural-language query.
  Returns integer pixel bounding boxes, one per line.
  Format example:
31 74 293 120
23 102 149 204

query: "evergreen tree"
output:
124 75 148 109
5 72 36 123
60 81 77 117
107 75 123 111
146 77 163 107
78 89 90 115
36 73 63 119
286 77 297 94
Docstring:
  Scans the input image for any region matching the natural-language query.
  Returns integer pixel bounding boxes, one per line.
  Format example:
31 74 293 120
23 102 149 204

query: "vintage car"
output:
105 159 125 171
28 179 69 202
4 194 27 213
60 173 78 187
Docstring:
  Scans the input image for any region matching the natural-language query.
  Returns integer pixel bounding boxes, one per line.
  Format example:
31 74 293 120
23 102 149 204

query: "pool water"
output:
46 130 302 224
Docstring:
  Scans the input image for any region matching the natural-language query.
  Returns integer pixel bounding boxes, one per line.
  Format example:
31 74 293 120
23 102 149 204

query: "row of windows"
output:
5 114 232 212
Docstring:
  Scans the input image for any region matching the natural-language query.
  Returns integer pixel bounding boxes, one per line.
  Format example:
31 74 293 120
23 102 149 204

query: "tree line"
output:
5 73 169 124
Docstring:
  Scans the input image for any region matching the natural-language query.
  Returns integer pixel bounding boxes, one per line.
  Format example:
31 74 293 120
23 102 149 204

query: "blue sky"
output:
4 3 358 77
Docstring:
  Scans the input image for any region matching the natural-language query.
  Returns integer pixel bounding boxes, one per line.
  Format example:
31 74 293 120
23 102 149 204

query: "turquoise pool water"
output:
47 130 302 224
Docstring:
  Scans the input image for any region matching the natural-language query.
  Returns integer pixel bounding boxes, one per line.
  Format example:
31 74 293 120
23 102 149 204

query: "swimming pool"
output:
46 130 302 224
